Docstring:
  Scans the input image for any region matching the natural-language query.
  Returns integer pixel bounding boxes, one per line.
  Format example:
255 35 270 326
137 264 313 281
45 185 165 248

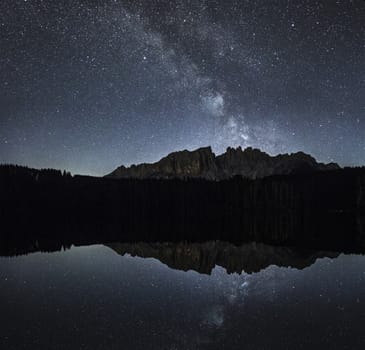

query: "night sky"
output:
0 0 364 175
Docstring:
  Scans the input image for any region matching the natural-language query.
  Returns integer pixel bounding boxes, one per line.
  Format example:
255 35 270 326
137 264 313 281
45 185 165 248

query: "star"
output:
0 0 363 175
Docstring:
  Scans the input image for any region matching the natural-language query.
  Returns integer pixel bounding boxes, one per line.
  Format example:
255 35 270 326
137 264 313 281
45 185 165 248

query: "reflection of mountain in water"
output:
0 236 342 275
106 241 340 274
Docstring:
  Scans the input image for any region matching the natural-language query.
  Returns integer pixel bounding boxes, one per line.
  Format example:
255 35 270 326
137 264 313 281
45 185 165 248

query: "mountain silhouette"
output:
106 146 339 180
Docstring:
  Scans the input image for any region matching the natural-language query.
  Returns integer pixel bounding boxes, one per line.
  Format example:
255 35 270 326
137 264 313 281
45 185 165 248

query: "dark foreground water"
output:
1 243 365 350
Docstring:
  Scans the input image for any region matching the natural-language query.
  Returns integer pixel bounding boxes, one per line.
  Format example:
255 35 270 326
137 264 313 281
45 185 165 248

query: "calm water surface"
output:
1 244 365 349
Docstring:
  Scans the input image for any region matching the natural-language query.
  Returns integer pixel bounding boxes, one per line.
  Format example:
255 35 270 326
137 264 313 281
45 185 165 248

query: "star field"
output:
0 0 364 175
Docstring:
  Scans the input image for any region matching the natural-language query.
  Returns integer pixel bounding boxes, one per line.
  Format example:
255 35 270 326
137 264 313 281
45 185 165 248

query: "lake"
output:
1 242 365 349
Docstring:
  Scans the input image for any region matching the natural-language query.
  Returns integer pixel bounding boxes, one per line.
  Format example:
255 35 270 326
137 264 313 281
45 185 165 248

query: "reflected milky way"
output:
1 245 365 349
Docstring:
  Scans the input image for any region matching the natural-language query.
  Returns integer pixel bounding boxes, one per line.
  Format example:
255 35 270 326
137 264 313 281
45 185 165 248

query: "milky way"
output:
0 0 364 175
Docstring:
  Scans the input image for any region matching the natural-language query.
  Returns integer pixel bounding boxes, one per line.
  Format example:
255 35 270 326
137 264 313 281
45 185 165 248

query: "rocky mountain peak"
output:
106 146 340 180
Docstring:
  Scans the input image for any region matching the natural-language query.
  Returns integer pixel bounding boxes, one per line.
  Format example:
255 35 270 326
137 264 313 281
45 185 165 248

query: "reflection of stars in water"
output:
199 266 253 333
201 305 224 329
196 254 361 344
2 245 365 349
211 266 252 304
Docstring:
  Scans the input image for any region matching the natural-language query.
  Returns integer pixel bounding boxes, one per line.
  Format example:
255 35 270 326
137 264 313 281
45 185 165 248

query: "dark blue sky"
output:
0 0 364 175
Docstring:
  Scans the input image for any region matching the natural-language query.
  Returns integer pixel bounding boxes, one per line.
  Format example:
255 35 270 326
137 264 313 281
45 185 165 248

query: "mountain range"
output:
106 146 339 180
